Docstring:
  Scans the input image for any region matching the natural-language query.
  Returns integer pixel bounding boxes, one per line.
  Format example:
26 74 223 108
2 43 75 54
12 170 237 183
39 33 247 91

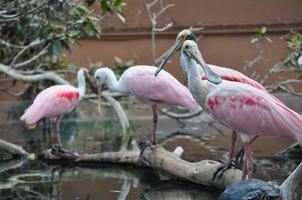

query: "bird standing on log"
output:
94 65 201 147
20 68 88 152
156 40 302 179
155 29 287 177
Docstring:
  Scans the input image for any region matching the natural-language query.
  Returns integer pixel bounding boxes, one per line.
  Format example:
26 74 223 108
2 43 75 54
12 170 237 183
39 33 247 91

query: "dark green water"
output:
0 100 301 200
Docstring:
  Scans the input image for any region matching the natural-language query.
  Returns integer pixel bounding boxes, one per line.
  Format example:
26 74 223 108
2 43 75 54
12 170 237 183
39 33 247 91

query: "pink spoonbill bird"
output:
94 65 201 147
155 29 287 176
156 40 302 179
20 68 88 152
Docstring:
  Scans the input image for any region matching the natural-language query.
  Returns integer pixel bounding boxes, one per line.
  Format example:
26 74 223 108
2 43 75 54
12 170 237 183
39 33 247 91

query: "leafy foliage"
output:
286 30 302 52
0 0 123 70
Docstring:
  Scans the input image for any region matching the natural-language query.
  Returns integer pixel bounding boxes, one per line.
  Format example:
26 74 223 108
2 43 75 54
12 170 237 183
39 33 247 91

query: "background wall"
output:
1 0 302 100
68 0 302 81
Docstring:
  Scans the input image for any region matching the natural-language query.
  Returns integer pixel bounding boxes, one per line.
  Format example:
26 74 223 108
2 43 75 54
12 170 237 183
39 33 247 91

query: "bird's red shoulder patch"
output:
58 91 80 101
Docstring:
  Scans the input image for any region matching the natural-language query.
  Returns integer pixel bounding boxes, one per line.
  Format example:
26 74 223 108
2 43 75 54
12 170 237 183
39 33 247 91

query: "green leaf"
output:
51 40 63 56
114 0 123 6
255 26 267 35
101 0 111 12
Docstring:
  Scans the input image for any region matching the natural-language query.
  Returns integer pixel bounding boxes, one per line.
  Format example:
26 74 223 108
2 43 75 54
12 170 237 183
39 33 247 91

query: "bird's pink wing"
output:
126 71 200 112
202 65 286 105
201 65 266 91
206 83 302 141
21 85 80 124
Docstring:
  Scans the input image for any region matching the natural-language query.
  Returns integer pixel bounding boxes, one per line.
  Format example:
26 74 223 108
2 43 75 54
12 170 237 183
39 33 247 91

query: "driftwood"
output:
140 145 242 189
0 139 28 157
39 145 242 189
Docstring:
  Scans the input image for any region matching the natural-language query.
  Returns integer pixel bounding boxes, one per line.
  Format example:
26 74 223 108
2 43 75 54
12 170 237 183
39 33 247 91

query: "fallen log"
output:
39 145 242 189
140 146 242 189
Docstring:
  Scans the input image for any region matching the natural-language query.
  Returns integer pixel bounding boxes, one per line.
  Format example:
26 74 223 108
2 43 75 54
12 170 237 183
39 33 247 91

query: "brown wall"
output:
68 0 302 82
1 0 302 100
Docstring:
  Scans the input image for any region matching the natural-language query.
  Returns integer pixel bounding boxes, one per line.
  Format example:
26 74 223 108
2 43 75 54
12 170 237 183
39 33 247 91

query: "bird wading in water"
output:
94 65 201 149
156 29 288 177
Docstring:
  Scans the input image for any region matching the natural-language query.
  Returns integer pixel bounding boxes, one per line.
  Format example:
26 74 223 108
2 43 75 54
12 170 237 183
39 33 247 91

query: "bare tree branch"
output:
13 44 50 68
0 2 46 22
0 39 26 49
0 63 70 85
10 39 47 68
146 0 175 64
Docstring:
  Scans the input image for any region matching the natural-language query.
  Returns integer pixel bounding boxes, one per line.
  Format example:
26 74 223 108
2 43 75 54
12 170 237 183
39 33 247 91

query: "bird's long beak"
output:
186 48 222 84
154 41 182 76
96 81 103 117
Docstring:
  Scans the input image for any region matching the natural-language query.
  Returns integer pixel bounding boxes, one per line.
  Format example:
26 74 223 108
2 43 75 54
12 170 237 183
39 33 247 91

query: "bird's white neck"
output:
184 53 215 108
101 70 125 93
77 70 86 97
180 52 189 77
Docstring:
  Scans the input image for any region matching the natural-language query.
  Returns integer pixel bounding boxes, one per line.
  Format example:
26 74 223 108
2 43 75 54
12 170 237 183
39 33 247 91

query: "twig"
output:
10 39 43 66
0 2 46 22
267 79 302 96
146 0 175 64
13 44 49 68
0 39 26 49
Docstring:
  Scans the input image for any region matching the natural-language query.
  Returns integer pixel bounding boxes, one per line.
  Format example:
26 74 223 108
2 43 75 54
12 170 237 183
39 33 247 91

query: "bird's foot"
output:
139 140 156 155
45 148 57 159
52 145 79 157
212 162 232 181
234 147 244 167
212 159 241 181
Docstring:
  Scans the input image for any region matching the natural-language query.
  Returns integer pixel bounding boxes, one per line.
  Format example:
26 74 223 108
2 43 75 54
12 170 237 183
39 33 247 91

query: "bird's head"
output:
94 67 115 117
176 29 197 45
181 40 222 84
94 67 114 87
154 29 196 76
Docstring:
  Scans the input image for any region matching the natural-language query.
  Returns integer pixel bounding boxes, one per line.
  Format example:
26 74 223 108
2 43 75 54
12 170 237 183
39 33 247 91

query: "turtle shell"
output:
219 179 280 200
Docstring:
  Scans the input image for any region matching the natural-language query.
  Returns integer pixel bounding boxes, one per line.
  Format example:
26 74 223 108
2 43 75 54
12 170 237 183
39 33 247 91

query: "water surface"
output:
0 99 301 199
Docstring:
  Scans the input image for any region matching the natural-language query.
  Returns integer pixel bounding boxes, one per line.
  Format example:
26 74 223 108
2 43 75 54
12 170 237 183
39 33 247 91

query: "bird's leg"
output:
235 135 258 167
47 118 54 149
55 115 64 151
241 142 253 180
151 103 158 145
139 104 158 155
54 115 76 156
212 131 237 180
